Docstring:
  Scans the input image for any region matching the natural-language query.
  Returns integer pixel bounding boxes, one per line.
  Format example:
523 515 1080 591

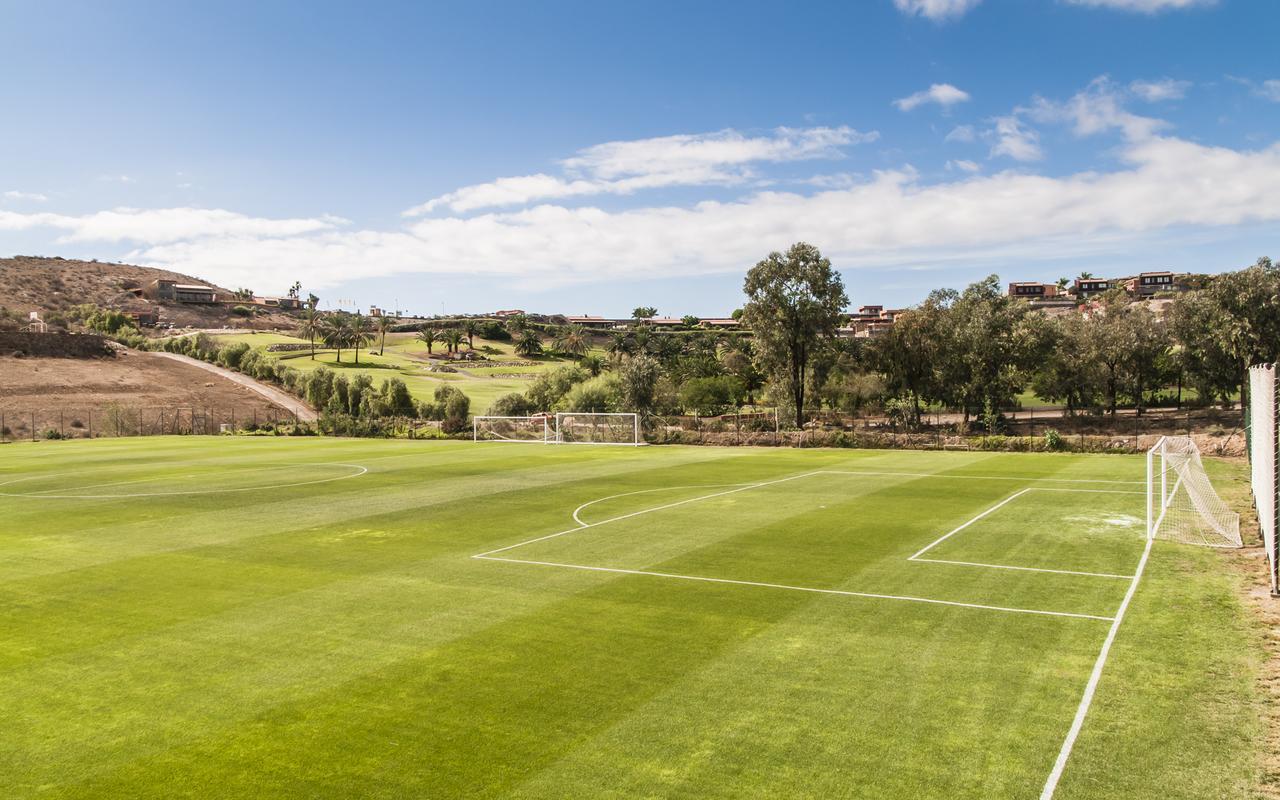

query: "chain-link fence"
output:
0 405 304 442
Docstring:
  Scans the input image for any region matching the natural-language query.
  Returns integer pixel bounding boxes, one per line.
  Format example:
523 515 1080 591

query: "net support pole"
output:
1146 441 1155 540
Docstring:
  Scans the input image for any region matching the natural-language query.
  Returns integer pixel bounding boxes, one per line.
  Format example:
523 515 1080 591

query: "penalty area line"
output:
473 555 1116 622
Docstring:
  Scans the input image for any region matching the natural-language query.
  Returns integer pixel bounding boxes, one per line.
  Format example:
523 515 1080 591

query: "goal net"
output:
1248 363 1279 593
1146 435 1241 548
554 412 643 446
473 415 550 443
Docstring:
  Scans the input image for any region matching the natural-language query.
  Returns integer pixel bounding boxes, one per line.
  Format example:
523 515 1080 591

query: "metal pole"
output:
32 412 36 441
88 409 92 438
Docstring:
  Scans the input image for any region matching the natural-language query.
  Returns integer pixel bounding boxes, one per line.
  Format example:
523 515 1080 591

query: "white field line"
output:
14 461 326 496
475 555 1117 622
907 487 1140 580
571 484 751 527
907 489 1034 561
821 469 1143 485
1039 534 1154 800
0 463 368 499
473 472 822 559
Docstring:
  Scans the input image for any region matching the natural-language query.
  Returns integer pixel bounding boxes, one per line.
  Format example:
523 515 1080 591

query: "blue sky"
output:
2 0 1279 315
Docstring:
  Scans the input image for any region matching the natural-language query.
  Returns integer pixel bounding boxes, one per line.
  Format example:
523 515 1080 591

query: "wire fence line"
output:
0 406 304 442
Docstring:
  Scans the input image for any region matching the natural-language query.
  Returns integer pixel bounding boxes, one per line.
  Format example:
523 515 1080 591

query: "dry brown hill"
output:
0 255 298 330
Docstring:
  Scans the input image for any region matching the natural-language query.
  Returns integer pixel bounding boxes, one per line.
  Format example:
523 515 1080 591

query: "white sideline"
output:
0 463 368 499
907 489 1033 560
822 469 1142 485
474 555 1117 622
1039 535 1153 800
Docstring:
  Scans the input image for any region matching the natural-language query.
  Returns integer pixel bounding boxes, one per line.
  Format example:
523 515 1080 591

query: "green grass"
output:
0 438 1264 798
209 332 582 411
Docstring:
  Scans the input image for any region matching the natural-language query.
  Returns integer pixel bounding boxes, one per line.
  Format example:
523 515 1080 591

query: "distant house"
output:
493 309 525 318
699 318 741 329
1072 278 1112 298
1125 271 1178 297
565 315 613 329
144 279 217 304
1007 282 1059 300
647 317 684 327
253 296 302 310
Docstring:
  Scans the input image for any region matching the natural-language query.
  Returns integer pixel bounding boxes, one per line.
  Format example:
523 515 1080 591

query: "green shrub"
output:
231 305 254 317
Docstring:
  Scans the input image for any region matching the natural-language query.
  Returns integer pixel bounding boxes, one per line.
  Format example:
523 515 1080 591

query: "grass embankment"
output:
0 439 1267 798
210 331 585 411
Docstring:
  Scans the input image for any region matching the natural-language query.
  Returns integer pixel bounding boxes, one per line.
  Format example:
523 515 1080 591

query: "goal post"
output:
554 412 644 446
472 415 551 443
1146 435 1242 548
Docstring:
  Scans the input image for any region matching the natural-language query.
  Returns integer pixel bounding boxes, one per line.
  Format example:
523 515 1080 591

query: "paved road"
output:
149 352 318 422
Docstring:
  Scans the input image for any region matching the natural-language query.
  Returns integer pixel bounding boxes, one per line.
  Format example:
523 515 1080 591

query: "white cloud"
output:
893 83 972 112
97 174 135 184
404 126 877 215
944 125 977 143
1031 77 1167 141
0 207 341 243
9 81 1280 296
893 0 983 21
3 190 47 202
946 159 982 173
989 116 1043 161
1231 77 1280 103
1063 0 1215 11
104 132 1280 293
1129 78 1191 102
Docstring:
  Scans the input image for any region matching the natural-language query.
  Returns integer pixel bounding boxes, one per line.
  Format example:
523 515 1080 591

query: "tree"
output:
288 281 302 299
617 353 661 415
320 314 349 362
731 308 744 321
298 305 322 360
632 306 658 324
741 242 848 428
721 345 764 406
461 319 482 349
514 329 544 358
375 314 394 355
679 376 742 416
347 312 373 364
681 315 700 328
605 332 632 363
1056 277 1069 292
416 327 438 355
443 329 464 355
506 313 529 335
868 300 947 428
552 325 588 358
579 353 606 376
1032 314 1101 415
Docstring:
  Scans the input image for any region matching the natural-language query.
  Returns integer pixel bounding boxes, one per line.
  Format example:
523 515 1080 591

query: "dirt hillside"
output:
0 255 299 330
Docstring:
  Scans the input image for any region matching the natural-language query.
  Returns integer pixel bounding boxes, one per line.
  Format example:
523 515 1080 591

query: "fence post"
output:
60 411 64 439
32 412 36 441
87 409 92 439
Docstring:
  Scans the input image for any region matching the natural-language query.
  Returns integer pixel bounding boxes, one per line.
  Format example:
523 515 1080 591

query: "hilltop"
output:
0 255 299 330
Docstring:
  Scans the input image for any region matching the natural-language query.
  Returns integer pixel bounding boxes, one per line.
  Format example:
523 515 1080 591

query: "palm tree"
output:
552 325 588 358
580 353 606 376
506 313 529 336
298 305 321 360
416 327 438 356
461 319 482 350
375 314 394 355
320 314 348 363
605 331 632 363
514 329 544 358
443 329 464 355
348 312 373 364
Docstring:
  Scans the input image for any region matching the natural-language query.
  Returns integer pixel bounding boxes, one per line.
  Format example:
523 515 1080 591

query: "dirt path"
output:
150 352 317 421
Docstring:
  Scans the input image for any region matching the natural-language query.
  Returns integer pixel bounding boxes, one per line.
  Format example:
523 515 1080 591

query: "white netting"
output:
473 416 550 443
1248 364 1278 591
1147 436 1242 548
555 413 642 446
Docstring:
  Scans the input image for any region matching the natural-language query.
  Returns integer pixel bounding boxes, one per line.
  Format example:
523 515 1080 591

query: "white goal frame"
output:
472 415 551 443
553 412 643 447
1146 435 1242 548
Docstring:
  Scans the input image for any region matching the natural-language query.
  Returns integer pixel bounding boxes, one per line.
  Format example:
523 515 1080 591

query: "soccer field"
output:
0 437 1263 798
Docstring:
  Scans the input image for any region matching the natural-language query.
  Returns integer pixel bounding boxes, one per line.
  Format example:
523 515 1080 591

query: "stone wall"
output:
0 332 113 358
